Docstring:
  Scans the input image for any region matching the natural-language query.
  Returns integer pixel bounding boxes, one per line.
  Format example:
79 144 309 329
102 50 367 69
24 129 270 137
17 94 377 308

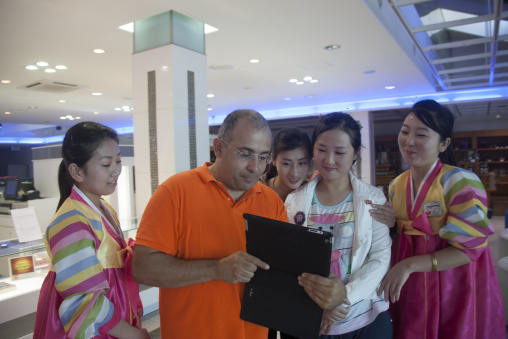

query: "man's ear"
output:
212 138 223 159
68 163 84 182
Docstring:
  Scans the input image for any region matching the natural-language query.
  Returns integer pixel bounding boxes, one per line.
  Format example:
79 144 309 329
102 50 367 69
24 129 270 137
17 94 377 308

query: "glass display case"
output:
0 220 142 339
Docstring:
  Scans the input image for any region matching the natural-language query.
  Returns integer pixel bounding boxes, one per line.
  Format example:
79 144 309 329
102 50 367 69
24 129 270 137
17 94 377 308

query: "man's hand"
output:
217 251 269 283
298 272 346 310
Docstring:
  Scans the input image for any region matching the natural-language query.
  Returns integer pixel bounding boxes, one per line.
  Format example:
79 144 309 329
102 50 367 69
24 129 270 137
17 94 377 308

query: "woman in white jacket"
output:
285 112 393 338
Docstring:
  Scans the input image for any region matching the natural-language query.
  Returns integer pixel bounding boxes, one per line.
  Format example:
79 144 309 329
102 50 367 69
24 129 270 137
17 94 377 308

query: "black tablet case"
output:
241 213 333 339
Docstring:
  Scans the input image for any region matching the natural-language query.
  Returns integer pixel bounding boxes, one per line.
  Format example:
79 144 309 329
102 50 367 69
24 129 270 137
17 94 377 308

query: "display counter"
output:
0 197 59 241
0 222 158 339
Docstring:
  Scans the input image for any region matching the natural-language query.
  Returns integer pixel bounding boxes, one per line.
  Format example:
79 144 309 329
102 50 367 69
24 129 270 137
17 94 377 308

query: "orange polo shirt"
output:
135 163 287 339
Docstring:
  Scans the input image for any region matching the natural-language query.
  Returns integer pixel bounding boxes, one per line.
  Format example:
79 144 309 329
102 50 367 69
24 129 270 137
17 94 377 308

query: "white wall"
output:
350 111 375 185
32 159 60 199
33 157 137 230
103 157 136 229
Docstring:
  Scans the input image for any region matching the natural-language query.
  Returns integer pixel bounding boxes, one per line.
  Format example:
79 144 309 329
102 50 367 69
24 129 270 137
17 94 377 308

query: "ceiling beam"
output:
411 14 495 33
443 71 508 84
447 79 508 89
437 64 490 75
489 0 503 86
422 36 494 51
431 52 492 64
393 0 432 6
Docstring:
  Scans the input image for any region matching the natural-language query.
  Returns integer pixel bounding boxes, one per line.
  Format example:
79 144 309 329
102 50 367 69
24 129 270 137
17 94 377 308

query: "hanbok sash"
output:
75 186 142 326
119 238 142 326
397 160 443 236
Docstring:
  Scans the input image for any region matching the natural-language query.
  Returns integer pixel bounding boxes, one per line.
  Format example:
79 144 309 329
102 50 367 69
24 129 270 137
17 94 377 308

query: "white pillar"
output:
350 111 375 185
131 11 209 218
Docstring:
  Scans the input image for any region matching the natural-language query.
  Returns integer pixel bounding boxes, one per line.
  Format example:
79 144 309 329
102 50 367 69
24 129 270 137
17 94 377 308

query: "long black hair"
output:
57 121 119 209
265 128 312 181
408 100 456 166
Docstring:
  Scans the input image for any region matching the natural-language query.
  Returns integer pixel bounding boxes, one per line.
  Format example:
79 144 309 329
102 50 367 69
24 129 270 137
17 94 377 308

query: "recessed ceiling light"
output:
204 23 219 34
303 76 313 81
93 49 106 54
323 44 340 51
496 114 501 118
55 65 67 70
4 112 11 115
60 114 81 121
44 68 56 73
114 108 121 111
208 108 213 111
28 106 37 109
26 65 38 70
385 86 395 90
161 66 169 71
36 61 49 67
310 79 319 83
118 22 134 33
58 100 66 103
94 112 99 115
1 80 11 84
207 94 215 98
296 81 304 85
249 59 260 64
91 92 103 96
289 79 298 83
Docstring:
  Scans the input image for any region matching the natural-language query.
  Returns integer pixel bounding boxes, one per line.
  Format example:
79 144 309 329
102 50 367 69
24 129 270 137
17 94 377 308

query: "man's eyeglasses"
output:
221 139 272 164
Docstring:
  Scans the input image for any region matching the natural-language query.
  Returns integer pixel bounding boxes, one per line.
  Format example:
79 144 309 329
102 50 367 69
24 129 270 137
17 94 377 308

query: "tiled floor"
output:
142 216 507 337
142 310 160 334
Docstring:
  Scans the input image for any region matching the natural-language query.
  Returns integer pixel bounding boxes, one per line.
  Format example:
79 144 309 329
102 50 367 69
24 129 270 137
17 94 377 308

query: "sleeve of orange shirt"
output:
270 190 288 223
135 176 181 256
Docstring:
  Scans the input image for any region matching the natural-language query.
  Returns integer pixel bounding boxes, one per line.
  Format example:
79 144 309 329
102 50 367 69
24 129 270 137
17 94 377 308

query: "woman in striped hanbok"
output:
379 100 506 339
34 122 148 339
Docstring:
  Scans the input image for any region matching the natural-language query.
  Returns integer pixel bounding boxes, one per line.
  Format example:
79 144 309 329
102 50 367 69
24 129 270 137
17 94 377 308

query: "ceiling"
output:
0 0 507 143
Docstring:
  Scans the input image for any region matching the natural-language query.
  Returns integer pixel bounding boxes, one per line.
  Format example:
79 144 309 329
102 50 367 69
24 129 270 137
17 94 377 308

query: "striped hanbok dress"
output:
388 159 505 339
33 186 142 338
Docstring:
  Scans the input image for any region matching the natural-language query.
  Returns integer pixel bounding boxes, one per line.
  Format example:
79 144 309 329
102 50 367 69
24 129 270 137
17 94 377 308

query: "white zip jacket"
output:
285 172 392 304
